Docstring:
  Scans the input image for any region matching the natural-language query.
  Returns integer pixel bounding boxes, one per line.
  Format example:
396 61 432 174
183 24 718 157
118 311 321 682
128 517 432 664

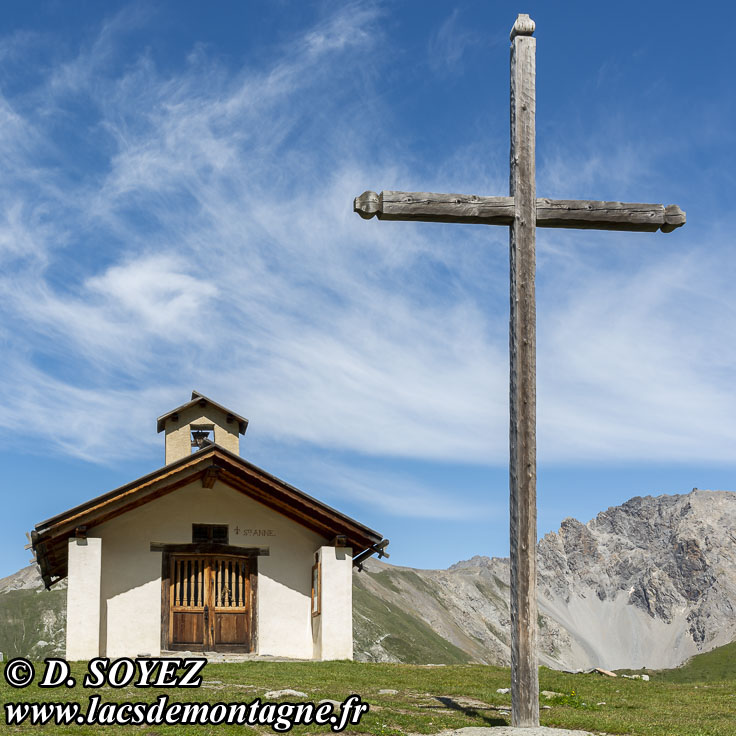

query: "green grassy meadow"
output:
2 647 736 736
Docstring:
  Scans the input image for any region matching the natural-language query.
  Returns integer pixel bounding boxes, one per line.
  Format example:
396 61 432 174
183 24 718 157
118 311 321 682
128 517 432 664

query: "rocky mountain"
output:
354 489 736 670
2 490 734 670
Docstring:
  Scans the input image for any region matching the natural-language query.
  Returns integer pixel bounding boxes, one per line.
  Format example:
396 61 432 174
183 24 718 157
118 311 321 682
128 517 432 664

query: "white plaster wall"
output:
313 546 353 660
90 479 327 659
66 537 102 661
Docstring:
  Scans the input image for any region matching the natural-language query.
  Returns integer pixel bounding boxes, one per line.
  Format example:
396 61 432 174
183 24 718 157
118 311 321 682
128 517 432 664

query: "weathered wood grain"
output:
537 199 685 231
201 465 220 488
354 191 514 225
352 11 686 731
509 18 539 729
663 204 687 232
354 191 686 233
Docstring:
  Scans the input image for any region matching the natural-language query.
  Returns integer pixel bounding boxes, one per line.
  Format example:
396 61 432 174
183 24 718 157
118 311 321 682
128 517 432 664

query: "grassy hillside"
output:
617 640 736 684
0 587 66 660
352 582 470 664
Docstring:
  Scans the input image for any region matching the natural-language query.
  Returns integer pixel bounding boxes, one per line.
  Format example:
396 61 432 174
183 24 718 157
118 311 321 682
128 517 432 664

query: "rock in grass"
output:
541 690 564 699
593 667 617 677
264 689 307 698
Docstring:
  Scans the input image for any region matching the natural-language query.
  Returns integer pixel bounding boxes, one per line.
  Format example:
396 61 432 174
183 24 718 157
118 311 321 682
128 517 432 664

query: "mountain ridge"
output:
1 490 734 669
354 489 736 669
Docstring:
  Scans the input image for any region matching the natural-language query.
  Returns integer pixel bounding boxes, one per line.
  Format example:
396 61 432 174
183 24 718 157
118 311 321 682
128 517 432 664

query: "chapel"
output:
31 392 387 660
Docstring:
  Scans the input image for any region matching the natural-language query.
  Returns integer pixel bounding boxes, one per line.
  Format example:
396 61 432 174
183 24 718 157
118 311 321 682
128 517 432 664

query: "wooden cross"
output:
353 14 685 729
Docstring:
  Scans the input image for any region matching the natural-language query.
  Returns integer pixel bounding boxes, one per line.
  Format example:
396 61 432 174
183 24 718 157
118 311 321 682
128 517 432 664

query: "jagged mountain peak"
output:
447 555 506 572
355 490 736 669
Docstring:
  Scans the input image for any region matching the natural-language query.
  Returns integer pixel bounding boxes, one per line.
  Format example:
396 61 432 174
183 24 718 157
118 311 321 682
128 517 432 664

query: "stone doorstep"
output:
160 650 308 663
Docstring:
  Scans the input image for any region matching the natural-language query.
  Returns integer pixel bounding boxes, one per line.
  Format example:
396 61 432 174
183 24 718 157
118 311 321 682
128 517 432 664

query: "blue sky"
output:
1 1 735 578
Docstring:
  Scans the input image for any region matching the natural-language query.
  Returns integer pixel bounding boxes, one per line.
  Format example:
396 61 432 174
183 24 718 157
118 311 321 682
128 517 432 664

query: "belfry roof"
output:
156 391 249 434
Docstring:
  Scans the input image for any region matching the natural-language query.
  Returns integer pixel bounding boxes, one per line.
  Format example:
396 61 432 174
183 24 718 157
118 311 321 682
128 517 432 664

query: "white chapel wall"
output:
313 545 353 660
66 537 102 660
83 480 328 659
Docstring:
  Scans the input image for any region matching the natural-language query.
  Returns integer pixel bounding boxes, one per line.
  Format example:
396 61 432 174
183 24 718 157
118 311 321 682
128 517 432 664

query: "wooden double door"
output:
167 554 256 652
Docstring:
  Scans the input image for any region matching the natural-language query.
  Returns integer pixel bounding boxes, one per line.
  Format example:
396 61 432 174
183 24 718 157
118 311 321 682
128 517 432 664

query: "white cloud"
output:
0 2 732 491
86 255 218 338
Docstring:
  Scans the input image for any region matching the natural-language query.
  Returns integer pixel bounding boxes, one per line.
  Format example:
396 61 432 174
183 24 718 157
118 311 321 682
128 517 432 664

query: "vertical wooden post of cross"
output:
353 11 685 728
509 13 539 728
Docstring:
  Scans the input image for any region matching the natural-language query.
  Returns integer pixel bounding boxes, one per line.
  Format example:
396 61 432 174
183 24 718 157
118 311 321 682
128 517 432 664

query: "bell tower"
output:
156 391 249 464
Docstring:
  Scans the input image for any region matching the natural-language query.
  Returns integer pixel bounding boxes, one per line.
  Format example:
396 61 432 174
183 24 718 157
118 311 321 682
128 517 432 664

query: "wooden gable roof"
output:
32 445 384 589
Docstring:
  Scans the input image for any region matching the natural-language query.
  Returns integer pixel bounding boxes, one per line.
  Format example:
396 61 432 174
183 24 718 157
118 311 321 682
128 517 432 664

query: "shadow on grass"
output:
432 696 508 727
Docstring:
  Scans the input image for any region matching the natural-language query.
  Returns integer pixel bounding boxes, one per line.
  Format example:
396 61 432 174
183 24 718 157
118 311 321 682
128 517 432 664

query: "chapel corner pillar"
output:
313 545 353 661
65 537 103 661
509 11 540 729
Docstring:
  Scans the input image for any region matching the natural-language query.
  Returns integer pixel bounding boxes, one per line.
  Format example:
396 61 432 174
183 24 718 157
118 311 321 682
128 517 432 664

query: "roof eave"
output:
33 445 384 584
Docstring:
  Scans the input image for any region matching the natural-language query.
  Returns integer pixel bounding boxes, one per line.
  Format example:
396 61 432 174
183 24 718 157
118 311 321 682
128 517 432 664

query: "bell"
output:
191 430 211 448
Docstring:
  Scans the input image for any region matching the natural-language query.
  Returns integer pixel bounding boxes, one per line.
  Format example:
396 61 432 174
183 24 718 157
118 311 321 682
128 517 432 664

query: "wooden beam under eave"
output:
218 468 378 550
201 466 219 489
213 457 382 541
36 448 231 533
219 469 340 534
33 533 54 588
150 542 269 556
37 467 204 541
35 537 69 581
353 539 390 567
210 449 382 537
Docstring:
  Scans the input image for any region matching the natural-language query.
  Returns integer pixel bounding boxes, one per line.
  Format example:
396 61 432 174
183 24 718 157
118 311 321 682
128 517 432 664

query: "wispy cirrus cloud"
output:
427 9 483 74
0 1 732 498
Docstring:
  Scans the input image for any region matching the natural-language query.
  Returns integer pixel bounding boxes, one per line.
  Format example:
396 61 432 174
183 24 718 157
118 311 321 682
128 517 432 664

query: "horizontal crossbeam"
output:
354 191 686 233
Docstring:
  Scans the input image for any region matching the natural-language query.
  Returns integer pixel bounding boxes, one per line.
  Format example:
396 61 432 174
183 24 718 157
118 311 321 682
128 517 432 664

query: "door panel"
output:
215 612 247 645
211 557 250 649
167 554 254 652
172 612 204 645
170 557 206 649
